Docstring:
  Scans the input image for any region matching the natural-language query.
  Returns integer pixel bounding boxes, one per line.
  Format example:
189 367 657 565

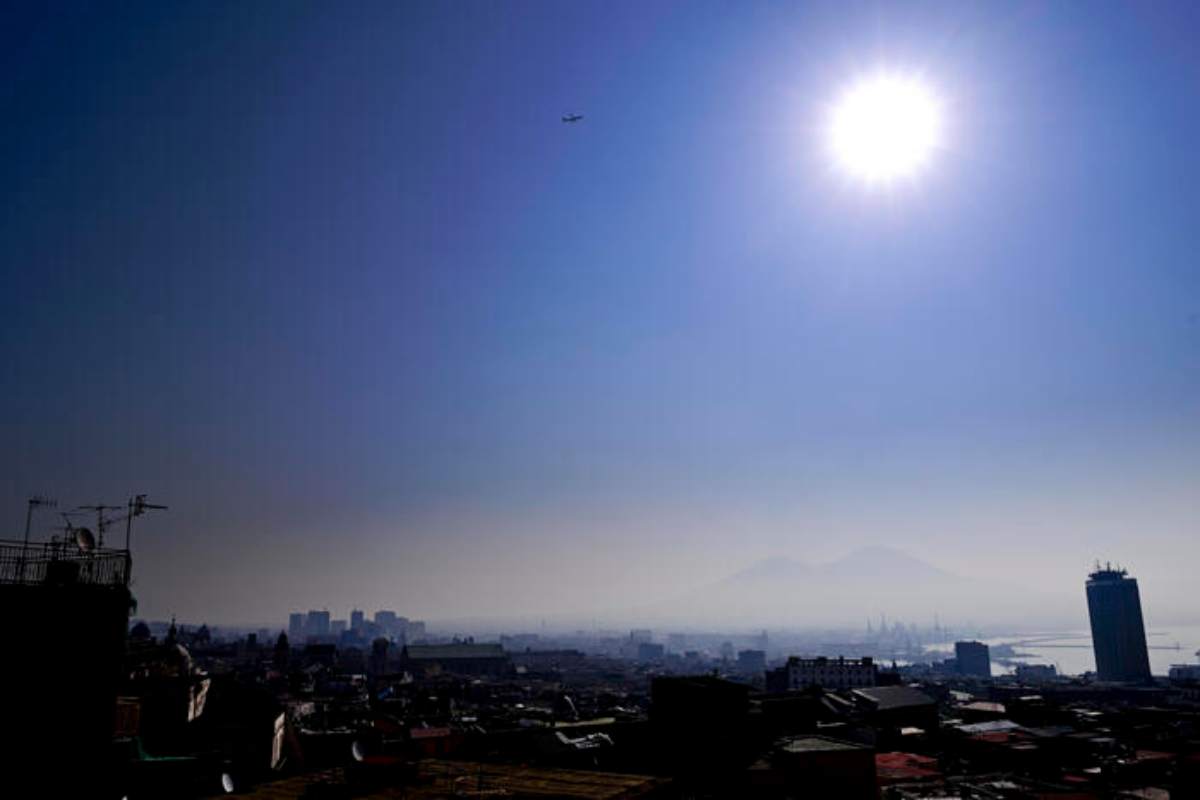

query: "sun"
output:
827 73 942 184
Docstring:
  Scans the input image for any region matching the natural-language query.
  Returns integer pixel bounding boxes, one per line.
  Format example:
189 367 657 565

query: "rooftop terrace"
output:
0 539 130 588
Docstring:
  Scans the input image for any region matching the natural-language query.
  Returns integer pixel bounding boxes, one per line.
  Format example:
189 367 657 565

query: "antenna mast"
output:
20 495 57 581
23 495 57 550
123 494 167 552
76 503 123 548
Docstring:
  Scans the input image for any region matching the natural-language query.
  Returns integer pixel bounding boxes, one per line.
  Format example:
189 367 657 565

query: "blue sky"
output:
3 1 1199 626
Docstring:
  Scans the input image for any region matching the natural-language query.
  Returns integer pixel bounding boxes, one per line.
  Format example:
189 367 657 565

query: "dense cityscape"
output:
6 1 1200 798
4 514 1200 798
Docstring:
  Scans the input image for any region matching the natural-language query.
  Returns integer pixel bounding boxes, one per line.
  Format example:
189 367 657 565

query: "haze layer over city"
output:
4 1 1199 634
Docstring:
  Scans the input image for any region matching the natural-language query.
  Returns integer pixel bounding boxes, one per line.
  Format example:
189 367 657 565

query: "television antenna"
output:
18 495 57 581
23 495 57 549
117 494 168 552
76 503 123 548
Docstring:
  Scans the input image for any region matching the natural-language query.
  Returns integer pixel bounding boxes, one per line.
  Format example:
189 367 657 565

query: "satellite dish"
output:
351 740 366 762
221 772 235 793
75 527 96 552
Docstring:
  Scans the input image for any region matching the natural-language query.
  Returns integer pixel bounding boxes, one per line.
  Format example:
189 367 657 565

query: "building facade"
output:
1015 663 1057 682
769 656 877 690
305 609 331 638
955 640 991 677
402 643 510 676
637 642 665 662
1169 664 1200 682
1086 565 1152 683
737 649 767 676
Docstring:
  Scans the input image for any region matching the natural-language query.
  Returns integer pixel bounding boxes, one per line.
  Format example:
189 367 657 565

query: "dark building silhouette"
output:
304 609 330 638
273 631 290 670
1086 564 1152 683
747 735 877 799
0 538 133 794
637 641 665 662
401 642 510 676
850 685 938 732
736 648 766 676
766 655 877 690
955 640 991 677
651 675 753 786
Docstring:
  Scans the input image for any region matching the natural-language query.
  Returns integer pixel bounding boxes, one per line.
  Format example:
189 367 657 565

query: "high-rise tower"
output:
1086 564 1152 683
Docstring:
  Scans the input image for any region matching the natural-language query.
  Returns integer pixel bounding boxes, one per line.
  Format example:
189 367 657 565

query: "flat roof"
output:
404 643 507 659
777 735 871 753
852 685 935 710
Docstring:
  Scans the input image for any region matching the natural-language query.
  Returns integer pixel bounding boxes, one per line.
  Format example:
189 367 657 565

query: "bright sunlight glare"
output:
828 73 943 184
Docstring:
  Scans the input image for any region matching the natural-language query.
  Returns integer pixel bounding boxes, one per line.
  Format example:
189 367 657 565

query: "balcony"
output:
0 539 131 587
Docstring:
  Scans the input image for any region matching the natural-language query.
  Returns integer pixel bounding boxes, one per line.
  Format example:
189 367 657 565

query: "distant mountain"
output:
636 545 971 628
721 555 812 585
614 544 1078 629
723 545 957 588
819 545 958 584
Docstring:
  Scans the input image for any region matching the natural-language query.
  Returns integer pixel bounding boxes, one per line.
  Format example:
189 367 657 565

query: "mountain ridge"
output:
723 544 958 586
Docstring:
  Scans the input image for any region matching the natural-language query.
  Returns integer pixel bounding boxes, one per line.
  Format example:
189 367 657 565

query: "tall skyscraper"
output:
305 609 331 638
1086 565 1152 683
375 609 398 637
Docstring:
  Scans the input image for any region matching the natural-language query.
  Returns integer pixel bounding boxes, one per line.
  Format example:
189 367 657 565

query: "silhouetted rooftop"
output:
852 686 935 710
404 643 507 660
1088 562 1131 582
0 539 129 587
777 735 870 753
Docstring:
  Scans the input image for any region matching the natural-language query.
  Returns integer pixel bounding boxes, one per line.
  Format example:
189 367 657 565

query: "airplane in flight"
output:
561 113 584 123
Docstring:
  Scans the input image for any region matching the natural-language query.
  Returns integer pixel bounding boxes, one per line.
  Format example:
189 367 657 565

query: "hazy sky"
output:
3 1 1199 628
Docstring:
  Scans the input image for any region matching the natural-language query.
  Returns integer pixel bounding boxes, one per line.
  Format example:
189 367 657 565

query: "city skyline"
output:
7 3 1200 796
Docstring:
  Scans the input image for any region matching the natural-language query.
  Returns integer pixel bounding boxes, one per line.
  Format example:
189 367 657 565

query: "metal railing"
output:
0 539 131 587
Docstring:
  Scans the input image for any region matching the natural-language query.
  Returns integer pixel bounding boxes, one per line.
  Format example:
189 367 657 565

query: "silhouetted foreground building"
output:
748 736 877 799
650 675 755 792
0 538 133 794
850 685 938 732
1086 564 1152 683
